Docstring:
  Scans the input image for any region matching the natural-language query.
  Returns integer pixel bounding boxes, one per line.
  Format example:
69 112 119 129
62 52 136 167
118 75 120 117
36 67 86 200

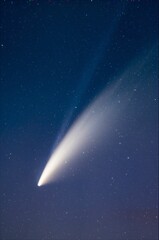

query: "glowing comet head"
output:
37 81 122 187
37 182 41 187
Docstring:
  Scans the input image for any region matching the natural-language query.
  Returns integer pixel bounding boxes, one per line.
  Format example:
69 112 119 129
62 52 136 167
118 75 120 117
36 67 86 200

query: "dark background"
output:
0 1 158 239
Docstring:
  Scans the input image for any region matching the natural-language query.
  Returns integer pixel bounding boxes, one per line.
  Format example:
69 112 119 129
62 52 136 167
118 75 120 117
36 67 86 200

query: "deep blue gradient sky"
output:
0 1 158 240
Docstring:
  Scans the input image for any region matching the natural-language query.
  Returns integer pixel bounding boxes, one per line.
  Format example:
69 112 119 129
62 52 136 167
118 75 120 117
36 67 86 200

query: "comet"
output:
37 79 123 187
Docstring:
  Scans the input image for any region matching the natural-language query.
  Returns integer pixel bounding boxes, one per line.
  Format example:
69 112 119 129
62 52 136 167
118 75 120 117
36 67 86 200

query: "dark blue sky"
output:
0 1 158 240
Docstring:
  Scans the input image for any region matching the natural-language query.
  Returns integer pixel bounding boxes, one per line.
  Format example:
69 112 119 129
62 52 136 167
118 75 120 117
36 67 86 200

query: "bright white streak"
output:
38 81 121 187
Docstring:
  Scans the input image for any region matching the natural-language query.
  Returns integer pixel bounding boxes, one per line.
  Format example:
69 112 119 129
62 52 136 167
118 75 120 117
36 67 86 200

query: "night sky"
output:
0 1 158 240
